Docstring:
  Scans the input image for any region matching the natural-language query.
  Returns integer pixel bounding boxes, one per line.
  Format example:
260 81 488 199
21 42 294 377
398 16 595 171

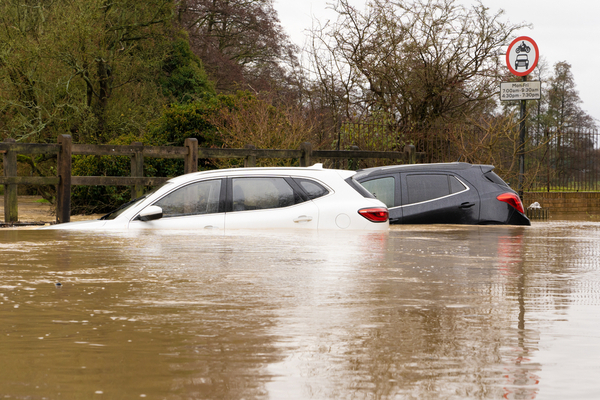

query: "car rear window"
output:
345 177 376 198
484 171 509 187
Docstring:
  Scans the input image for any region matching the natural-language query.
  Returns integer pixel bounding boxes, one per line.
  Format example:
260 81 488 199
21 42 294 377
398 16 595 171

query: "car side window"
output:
360 177 395 208
153 179 221 217
406 174 465 204
232 177 303 211
292 178 329 200
449 176 466 193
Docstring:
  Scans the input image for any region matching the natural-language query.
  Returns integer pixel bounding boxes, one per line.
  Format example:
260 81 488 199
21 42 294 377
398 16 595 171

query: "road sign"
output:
506 36 539 76
500 81 541 101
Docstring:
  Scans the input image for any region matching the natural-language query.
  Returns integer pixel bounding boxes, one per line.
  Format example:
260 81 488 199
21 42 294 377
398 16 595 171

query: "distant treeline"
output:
1 0 596 212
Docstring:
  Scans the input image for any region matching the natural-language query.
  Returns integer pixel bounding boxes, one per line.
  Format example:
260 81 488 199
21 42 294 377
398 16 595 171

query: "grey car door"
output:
400 173 480 224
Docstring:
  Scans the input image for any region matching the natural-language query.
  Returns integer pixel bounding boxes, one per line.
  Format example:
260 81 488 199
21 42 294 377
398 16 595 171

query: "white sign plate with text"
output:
500 81 541 101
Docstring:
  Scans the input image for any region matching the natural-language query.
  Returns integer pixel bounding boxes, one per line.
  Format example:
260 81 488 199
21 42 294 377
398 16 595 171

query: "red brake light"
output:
358 207 389 222
496 193 525 214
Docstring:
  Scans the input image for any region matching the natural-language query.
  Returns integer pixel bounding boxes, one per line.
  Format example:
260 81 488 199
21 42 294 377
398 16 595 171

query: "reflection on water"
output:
1 222 600 399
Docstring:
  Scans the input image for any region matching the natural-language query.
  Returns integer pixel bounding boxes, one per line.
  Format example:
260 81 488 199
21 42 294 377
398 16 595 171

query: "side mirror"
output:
138 205 163 221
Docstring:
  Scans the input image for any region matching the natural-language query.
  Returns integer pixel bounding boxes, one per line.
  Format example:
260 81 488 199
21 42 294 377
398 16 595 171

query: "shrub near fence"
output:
1 135 417 224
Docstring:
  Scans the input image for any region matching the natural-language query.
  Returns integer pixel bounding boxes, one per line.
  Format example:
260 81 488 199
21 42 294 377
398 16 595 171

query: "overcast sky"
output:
274 0 600 123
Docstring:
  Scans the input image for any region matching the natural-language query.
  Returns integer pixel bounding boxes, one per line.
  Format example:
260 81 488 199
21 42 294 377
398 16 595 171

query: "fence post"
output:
404 144 416 164
184 138 198 174
300 142 312 167
545 128 551 192
349 145 360 170
244 144 256 167
131 142 144 199
57 135 72 224
2 138 18 223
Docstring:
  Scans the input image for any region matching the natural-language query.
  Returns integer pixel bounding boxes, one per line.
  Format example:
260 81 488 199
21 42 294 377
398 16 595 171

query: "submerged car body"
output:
42 164 389 231
354 162 530 226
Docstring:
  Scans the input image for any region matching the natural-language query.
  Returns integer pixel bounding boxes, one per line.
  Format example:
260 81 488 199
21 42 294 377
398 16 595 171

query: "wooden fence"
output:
1 135 417 224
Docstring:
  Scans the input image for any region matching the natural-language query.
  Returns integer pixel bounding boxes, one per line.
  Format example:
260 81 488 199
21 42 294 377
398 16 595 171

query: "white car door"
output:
224 177 319 230
128 179 226 230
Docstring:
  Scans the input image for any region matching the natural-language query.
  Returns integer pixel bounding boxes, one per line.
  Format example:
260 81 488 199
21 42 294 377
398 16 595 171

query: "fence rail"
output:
528 128 600 192
2 135 417 224
339 121 600 191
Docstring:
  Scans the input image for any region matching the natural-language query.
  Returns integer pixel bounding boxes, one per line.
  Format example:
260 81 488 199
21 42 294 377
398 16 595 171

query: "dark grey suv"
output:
354 163 530 225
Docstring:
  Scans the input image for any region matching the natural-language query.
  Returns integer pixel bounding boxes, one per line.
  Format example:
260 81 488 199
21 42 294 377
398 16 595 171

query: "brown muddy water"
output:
1 222 600 400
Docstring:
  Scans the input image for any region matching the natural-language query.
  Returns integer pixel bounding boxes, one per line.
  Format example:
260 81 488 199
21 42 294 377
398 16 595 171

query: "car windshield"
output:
99 184 167 220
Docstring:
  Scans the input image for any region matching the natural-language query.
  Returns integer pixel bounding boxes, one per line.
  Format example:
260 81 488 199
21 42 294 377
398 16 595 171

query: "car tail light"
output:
358 207 389 222
496 193 525 214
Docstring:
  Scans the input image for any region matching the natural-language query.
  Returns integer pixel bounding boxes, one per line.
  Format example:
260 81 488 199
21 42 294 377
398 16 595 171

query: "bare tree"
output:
307 0 526 135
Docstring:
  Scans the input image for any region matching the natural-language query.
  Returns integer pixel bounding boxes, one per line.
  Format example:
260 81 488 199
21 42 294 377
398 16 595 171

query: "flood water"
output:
1 222 600 399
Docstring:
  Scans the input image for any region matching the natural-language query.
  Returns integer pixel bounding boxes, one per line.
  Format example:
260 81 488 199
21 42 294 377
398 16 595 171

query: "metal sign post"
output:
519 75 527 197
501 36 540 197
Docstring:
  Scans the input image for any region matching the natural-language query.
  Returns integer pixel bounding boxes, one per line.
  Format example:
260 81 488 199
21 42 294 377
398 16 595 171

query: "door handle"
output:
293 215 313 223
459 202 475 209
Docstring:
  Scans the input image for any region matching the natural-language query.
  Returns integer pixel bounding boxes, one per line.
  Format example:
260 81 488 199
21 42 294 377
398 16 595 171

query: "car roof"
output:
355 162 495 178
166 163 355 185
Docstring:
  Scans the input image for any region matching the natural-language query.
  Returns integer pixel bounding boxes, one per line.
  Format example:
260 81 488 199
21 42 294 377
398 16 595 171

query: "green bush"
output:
69 34 219 215
159 36 215 104
70 96 226 214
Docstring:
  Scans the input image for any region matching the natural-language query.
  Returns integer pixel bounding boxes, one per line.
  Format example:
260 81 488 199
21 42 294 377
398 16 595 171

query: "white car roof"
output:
166 164 355 185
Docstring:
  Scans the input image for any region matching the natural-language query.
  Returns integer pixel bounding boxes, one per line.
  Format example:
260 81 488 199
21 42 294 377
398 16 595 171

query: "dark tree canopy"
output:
177 0 299 94
546 61 595 132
